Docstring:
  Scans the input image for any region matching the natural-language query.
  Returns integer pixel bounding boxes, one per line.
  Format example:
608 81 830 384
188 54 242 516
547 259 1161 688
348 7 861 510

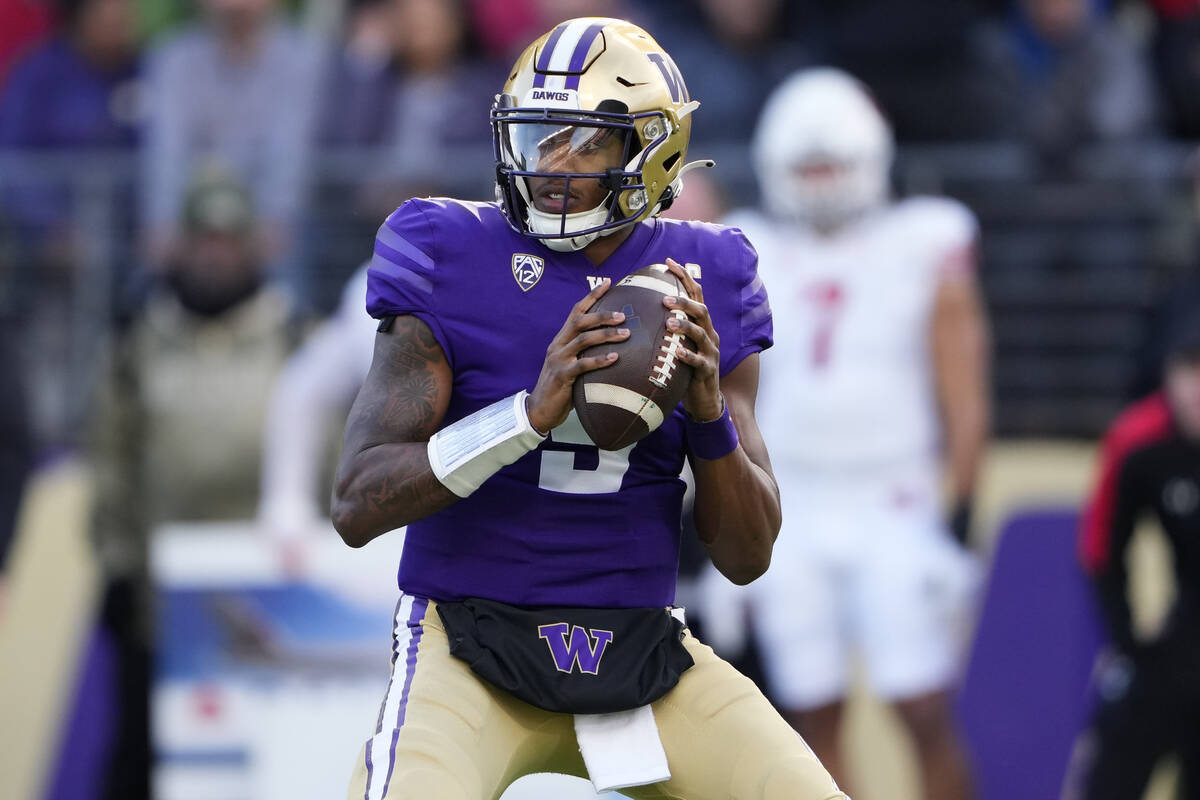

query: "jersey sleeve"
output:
365 199 452 364
366 200 438 318
721 226 773 375
1078 394 1171 652
902 196 980 283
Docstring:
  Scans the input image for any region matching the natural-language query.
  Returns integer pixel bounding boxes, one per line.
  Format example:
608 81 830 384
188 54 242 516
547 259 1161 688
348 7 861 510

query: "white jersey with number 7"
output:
727 195 978 471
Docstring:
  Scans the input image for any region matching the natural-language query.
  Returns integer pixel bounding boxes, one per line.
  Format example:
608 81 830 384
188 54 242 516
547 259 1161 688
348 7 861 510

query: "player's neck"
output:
582 226 635 266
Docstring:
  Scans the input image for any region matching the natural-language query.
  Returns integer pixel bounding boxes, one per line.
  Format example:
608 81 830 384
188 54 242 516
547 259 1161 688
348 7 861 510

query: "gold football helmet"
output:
491 18 709 252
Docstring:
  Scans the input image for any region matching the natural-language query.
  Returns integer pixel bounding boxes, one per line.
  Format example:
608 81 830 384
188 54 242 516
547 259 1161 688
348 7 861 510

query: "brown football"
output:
572 264 695 450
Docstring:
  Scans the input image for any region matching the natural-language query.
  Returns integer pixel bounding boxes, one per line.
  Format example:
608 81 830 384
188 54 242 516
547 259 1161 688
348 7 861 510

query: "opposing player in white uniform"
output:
724 69 990 800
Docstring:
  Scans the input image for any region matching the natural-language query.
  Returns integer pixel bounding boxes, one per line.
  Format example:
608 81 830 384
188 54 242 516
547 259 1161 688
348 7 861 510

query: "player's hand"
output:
527 278 630 433
947 499 973 548
663 258 723 421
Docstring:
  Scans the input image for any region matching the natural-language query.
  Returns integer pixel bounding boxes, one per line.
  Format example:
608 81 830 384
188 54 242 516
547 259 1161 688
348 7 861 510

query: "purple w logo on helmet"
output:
537 622 613 675
646 53 688 104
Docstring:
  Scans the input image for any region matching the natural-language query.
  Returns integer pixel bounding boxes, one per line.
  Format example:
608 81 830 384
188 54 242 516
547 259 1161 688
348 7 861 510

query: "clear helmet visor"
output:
500 120 630 174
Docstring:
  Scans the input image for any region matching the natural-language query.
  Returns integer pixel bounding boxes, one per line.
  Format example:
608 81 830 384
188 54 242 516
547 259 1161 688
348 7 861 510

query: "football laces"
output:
650 309 688 389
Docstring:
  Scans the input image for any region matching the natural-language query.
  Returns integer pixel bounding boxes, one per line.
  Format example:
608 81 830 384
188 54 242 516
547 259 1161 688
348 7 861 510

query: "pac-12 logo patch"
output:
512 253 545 291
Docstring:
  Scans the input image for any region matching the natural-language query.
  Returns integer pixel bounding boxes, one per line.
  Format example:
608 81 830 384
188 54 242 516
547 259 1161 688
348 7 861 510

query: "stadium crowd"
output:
2 0 1198 456
0 0 1198 799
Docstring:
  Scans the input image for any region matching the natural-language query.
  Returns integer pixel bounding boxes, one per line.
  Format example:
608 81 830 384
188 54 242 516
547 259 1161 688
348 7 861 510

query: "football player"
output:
330 17 847 800
723 68 989 800
1068 315 1200 800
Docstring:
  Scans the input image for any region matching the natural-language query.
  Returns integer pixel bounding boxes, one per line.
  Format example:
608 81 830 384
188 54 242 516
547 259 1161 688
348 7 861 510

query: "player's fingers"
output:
575 309 625 332
663 294 713 331
565 325 630 355
550 298 621 348
665 258 704 303
571 277 611 315
567 351 619 377
666 315 716 352
671 343 718 372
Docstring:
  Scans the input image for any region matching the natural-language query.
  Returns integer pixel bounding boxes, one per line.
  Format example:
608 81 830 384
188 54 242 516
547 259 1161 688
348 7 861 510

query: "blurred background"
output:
0 0 1197 798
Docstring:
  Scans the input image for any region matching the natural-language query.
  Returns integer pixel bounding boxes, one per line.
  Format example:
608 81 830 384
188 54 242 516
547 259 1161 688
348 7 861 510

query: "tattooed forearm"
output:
331 315 455 546
362 457 454 519
333 441 458 545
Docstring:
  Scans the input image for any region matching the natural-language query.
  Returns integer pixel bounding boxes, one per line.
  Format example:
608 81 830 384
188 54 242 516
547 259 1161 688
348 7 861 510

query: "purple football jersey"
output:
366 198 772 608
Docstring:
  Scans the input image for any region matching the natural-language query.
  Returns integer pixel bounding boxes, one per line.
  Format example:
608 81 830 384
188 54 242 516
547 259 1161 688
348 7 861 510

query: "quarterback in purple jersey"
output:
331 17 847 800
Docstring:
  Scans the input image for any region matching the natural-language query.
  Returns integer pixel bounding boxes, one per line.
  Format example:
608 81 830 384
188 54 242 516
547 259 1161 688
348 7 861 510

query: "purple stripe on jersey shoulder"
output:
379 597 429 799
533 22 569 88
563 23 605 90
370 248 433 295
377 223 434 272
740 274 765 302
743 292 772 327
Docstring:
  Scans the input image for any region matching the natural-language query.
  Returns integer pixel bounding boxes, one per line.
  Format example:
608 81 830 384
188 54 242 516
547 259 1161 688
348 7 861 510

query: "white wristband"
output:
427 390 546 497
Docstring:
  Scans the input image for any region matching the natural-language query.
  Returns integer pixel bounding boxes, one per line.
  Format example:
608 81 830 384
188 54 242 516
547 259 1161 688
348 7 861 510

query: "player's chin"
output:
533 196 596 215
532 198 569 214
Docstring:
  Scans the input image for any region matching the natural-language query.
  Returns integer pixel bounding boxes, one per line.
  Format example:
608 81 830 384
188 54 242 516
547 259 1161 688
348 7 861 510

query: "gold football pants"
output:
347 594 848 800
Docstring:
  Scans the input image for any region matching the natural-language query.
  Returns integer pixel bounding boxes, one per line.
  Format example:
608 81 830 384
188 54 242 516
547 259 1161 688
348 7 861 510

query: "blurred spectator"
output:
258 263 373 536
0 0 139 231
130 0 307 41
382 0 494 189
320 0 494 153
93 167 304 577
647 0 808 152
466 0 539 62
308 0 497 309
467 0 642 62
1129 154 1200 400
969 0 1159 157
132 0 191 41
720 69 988 799
317 0 396 148
1070 313 1200 800
141 0 323 274
0 0 56 83
1146 0 1200 138
89 168 305 799
786 0 992 141
324 0 497 183
0 0 140 451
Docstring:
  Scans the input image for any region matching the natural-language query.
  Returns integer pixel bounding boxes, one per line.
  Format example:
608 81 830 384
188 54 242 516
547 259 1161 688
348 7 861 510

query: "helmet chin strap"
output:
526 203 618 252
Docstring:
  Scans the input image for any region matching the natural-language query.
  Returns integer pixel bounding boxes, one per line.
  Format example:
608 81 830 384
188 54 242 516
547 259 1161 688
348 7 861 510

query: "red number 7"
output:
805 281 845 370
